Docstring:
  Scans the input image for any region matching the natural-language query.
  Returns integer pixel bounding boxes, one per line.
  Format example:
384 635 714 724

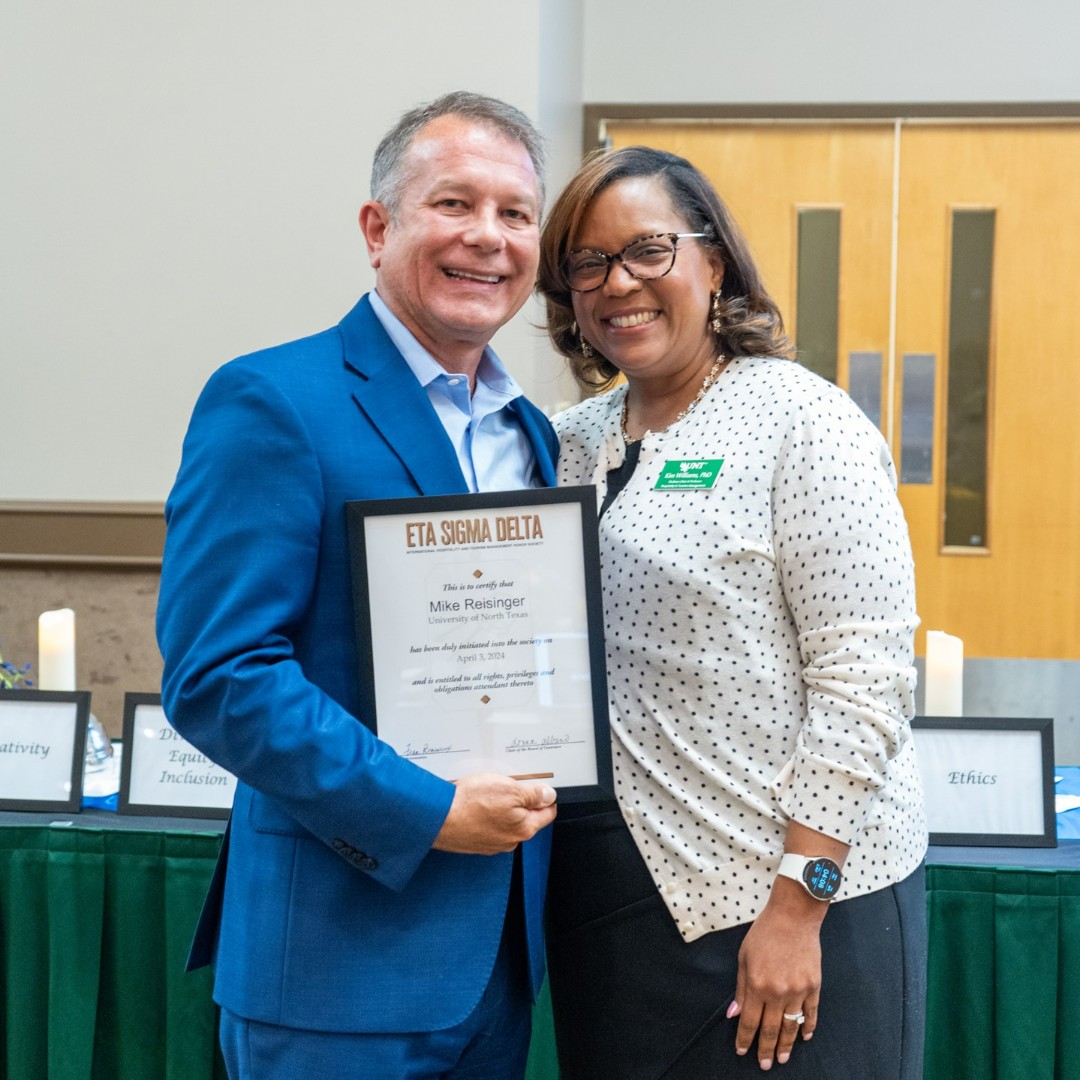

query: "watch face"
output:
803 857 842 900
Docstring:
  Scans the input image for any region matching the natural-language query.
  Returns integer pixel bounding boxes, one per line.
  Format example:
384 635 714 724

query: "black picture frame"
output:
118 692 235 819
912 716 1056 847
346 486 613 803
0 688 90 813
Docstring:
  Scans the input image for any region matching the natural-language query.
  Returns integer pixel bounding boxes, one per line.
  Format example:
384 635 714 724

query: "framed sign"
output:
912 716 1056 847
0 688 89 813
118 692 236 818
346 486 612 803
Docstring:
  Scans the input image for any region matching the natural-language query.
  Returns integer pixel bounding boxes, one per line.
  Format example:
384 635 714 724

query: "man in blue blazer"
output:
157 92 559 1079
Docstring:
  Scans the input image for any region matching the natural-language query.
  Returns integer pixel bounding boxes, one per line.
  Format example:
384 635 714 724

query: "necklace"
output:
620 355 726 444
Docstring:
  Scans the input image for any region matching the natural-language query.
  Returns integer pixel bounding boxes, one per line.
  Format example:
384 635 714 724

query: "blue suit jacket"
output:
157 295 558 1033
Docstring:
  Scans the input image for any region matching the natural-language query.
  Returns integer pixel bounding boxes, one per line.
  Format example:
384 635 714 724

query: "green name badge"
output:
654 459 725 490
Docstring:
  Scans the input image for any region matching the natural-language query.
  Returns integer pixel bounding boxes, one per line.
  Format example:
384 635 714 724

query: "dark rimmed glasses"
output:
562 232 707 293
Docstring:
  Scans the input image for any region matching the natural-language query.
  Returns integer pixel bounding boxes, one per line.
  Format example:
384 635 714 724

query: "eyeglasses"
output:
562 232 707 293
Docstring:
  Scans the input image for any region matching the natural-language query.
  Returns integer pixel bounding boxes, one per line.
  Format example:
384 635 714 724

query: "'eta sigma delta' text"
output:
406 515 543 548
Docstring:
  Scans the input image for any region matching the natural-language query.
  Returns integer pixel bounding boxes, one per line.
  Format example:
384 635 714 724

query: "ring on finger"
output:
783 1012 805 1024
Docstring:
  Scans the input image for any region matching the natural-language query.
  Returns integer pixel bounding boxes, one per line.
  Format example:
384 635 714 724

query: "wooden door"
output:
895 124 1080 658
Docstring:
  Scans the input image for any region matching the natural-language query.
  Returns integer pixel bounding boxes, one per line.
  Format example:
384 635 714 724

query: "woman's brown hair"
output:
537 146 794 391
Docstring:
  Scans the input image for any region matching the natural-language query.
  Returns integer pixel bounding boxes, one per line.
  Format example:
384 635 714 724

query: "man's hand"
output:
432 772 557 855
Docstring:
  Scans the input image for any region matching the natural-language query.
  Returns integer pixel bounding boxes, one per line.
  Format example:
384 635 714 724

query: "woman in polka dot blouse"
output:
536 146 928 1079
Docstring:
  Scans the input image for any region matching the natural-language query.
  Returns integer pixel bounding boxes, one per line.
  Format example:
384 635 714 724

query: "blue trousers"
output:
546 807 927 1080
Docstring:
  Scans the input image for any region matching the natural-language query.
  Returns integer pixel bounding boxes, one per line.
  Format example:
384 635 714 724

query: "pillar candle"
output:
38 608 76 691
924 630 963 716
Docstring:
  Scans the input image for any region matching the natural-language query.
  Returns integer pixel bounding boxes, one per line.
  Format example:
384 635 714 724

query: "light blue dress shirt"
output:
369 290 540 493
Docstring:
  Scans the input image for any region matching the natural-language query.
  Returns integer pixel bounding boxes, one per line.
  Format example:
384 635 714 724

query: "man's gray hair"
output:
370 91 546 218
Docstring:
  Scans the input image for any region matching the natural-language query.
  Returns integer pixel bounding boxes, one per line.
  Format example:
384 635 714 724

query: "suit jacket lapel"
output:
339 297 469 497
507 398 557 487
339 294 558 494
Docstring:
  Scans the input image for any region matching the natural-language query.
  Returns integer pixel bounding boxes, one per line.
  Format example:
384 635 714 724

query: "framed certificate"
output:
912 716 1056 847
346 486 612 802
118 692 237 818
0 689 90 813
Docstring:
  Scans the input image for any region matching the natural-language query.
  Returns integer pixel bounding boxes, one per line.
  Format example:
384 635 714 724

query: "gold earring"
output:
572 321 594 359
710 291 723 335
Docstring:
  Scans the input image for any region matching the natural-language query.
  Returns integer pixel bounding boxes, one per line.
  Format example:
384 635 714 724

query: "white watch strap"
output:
777 852 809 882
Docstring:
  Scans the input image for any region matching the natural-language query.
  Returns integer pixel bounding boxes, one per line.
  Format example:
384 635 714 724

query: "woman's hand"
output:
729 883 825 1069
728 822 848 1070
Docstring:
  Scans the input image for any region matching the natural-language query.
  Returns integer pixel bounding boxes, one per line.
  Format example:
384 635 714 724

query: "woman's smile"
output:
606 309 660 329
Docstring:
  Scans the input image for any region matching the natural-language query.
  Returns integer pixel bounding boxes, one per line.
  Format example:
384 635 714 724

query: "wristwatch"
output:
777 853 843 901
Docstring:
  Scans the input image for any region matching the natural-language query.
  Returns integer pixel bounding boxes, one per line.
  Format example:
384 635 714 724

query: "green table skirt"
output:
0 824 225 1080
924 862 1080 1080
3 824 1077 1080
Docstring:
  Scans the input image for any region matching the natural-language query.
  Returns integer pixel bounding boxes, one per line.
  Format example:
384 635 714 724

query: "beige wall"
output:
0 567 161 739
1 0 583 505
583 0 1080 104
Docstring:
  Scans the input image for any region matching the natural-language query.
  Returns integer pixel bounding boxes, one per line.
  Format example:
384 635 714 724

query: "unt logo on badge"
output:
654 459 725 490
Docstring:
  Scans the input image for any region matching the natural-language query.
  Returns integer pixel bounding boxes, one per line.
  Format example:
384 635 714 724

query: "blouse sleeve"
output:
768 385 919 844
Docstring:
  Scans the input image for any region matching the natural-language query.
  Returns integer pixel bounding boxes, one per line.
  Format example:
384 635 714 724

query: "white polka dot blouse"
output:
555 356 928 941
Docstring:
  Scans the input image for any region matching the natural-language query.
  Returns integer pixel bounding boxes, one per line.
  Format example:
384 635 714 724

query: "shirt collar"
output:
369 288 523 399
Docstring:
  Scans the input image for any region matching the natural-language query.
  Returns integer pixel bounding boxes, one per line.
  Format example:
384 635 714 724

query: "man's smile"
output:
444 268 505 284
